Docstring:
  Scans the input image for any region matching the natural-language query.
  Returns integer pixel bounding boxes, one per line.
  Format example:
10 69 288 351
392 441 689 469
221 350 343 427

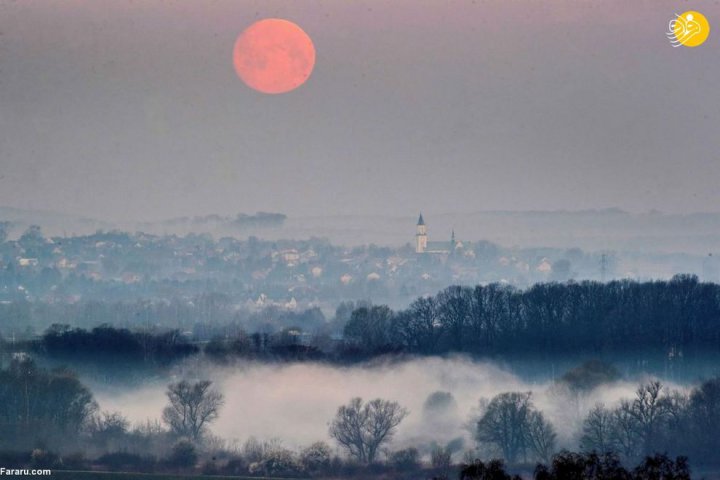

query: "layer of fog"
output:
8 206 720 256
94 357 684 455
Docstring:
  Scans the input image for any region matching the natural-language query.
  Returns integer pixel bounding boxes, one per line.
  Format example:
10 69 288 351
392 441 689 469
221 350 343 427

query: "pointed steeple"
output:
416 213 428 253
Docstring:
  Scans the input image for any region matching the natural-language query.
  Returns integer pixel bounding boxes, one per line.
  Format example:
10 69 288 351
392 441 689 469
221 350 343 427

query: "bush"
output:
390 447 420 470
221 455 248 475
250 447 302 477
242 437 265 463
167 438 198 469
633 454 690 480
533 451 690 480
300 441 332 474
460 459 521 480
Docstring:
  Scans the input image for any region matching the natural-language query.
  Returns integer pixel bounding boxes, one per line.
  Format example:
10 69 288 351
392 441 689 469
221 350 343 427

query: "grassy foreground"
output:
22 471 301 480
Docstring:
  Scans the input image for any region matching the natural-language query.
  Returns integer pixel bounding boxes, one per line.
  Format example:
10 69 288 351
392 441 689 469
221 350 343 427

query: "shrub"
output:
300 441 332 474
221 455 248 475
250 447 301 477
167 438 198 469
390 447 420 470
460 459 521 480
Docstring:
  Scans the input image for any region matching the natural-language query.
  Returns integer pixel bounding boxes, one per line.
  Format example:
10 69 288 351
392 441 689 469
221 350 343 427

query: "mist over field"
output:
93 357 672 453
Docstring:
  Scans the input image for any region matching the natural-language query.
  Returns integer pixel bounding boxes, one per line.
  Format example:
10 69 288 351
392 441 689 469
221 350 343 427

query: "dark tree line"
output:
17 276 720 368
460 452 690 480
581 378 720 468
345 276 720 356
36 324 198 364
0 357 96 450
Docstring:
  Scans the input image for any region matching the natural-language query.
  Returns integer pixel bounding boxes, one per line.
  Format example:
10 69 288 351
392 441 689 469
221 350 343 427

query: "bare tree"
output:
525 410 556 463
431 444 452 470
162 380 224 441
611 400 641 460
580 404 616 453
630 381 672 454
328 397 408 464
398 296 443 353
437 286 472 351
476 392 531 463
476 392 556 464
343 306 395 353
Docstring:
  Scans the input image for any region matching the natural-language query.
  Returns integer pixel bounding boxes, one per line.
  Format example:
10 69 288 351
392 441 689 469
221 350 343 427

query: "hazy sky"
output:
1 0 719 222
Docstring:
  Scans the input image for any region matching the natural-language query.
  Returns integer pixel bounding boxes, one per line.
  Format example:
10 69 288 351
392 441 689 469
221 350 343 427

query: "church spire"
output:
416 213 428 253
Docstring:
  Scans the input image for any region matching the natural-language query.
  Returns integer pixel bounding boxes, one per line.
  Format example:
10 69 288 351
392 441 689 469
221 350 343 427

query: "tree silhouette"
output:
162 380 224 441
329 397 408 463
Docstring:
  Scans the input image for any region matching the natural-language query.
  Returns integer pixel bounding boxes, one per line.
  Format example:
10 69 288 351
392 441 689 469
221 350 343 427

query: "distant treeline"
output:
0 296 329 341
9 276 720 365
344 275 720 357
13 324 326 367
33 324 198 364
157 211 286 228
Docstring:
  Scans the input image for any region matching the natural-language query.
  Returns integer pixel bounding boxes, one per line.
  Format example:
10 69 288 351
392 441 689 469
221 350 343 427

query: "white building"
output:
415 213 460 254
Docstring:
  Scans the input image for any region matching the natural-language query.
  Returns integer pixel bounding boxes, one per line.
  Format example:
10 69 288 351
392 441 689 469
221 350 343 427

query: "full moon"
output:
233 19 316 94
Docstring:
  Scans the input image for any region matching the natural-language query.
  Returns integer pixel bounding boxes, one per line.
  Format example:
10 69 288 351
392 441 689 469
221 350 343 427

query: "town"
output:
0 215 609 312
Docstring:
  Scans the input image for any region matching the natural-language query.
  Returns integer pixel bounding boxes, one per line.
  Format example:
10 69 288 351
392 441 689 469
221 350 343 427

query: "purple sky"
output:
1 0 719 221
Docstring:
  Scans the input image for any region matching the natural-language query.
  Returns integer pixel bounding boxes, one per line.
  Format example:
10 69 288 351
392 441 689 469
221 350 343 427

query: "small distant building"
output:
284 297 298 310
279 249 300 266
415 213 461 254
18 258 38 267
536 258 553 273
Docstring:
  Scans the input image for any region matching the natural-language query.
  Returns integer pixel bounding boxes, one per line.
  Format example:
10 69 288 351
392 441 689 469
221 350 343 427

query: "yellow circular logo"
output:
667 11 711 47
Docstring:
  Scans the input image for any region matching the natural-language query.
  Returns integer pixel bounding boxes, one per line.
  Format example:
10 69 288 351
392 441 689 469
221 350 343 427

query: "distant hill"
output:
4 205 720 255
0 206 110 238
273 210 720 255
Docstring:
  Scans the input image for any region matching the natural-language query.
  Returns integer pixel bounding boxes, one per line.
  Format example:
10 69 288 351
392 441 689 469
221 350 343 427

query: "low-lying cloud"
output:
94 356 683 454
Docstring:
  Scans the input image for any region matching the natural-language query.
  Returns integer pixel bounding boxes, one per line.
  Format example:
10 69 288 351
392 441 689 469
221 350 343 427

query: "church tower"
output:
416 213 428 253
